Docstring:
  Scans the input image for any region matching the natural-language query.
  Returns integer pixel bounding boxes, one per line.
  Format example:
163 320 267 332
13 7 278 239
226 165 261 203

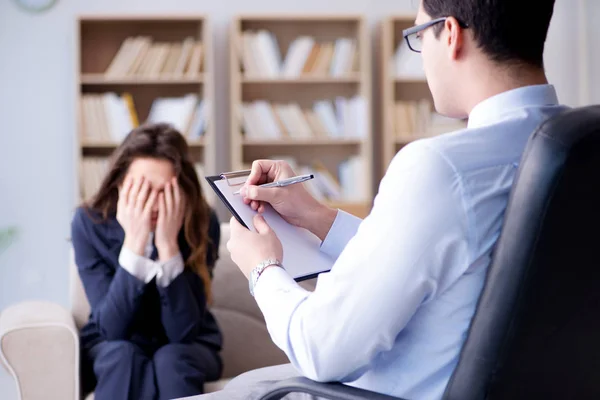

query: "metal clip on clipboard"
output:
219 169 252 187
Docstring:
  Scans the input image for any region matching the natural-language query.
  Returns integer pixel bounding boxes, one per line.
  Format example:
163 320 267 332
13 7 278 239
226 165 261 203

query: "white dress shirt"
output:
253 85 567 399
118 232 184 287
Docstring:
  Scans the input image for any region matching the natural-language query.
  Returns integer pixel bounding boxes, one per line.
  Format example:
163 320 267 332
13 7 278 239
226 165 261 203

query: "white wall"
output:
588 0 600 104
0 0 592 397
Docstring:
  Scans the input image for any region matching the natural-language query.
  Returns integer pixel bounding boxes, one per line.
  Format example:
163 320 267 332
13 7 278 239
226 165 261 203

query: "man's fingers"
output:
248 160 271 186
246 185 281 204
253 214 271 234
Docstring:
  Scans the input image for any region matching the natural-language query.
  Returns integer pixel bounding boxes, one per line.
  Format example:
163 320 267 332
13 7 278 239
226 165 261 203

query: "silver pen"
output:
234 174 314 195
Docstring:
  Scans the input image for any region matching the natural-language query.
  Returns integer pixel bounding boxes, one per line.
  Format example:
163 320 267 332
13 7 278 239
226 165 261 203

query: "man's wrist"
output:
304 203 337 242
249 258 283 296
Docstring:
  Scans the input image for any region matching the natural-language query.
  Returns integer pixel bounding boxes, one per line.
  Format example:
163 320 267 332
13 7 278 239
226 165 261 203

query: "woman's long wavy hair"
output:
84 123 213 302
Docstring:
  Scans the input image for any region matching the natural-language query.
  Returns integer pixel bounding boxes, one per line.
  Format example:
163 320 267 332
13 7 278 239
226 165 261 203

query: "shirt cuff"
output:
319 210 362 260
254 266 310 350
156 252 185 287
118 246 156 284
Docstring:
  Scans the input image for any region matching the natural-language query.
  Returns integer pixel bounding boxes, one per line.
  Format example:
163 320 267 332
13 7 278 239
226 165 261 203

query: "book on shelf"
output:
104 36 203 79
147 94 209 140
239 30 358 78
80 93 139 143
239 96 367 140
81 93 208 143
393 39 425 79
268 156 367 203
81 157 110 201
393 100 467 139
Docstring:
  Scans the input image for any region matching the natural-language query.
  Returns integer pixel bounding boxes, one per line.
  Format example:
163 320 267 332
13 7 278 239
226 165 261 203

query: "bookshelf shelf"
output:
230 15 373 219
242 138 363 146
393 77 427 84
76 15 216 205
82 140 205 148
381 16 467 174
81 141 121 149
80 74 204 85
241 75 360 84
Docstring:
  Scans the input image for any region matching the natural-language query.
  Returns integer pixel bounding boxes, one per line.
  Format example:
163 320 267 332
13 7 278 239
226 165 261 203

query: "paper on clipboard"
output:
207 173 334 281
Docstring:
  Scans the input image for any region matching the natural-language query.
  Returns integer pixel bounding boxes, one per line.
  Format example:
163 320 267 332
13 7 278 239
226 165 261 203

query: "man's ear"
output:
445 17 464 60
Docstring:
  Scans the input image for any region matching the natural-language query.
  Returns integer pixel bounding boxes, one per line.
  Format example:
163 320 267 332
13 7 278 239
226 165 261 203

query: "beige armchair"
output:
0 223 295 399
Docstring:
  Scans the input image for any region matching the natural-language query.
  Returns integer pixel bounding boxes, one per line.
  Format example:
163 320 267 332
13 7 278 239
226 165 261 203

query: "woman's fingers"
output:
172 177 183 216
134 178 151 212
128 176 144 206
164 181 174 214
120 176 133 207
143 189 158 217
157 192 165 223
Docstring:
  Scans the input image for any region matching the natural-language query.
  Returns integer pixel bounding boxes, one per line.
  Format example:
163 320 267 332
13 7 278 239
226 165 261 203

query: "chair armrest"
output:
0 301 79 400
257 377 405 400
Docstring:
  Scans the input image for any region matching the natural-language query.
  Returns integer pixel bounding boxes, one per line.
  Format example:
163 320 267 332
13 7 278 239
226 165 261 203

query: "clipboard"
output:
205 170 253 229
205 170 334 282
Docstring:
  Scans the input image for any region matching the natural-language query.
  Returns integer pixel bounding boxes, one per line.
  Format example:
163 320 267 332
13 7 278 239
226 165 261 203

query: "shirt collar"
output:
467 84 559 129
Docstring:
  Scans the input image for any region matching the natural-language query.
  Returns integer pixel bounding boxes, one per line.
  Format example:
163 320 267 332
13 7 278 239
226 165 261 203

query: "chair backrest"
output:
444 105 600 400
69 223 291 378
69 247 90 330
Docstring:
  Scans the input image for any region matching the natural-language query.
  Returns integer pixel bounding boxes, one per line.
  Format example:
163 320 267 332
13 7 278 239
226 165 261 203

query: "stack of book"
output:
240 30 358 78
80 93 138 143
393 100 467 139
147 94 208 140
240 96 367 140
104 36 204 78
80 93 208 143
270 156 367 202
81 157 110 200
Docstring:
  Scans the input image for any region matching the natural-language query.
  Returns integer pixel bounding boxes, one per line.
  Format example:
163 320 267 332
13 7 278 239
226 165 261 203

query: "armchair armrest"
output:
257 377 405 400
0 301 79 400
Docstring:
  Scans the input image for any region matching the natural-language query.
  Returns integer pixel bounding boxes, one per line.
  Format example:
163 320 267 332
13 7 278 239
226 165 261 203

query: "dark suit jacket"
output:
70 206 223 353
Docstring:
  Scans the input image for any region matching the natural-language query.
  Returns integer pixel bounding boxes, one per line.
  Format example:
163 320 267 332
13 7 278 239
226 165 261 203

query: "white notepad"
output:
206 173 334 281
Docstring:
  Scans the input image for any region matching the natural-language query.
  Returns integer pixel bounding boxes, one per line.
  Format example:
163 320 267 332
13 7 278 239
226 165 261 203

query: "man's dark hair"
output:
423 0 556 69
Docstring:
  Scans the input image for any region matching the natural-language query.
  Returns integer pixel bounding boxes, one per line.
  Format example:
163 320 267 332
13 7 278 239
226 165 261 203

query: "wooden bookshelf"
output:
76 15 215 204
230 15 373 218
381 15 467 172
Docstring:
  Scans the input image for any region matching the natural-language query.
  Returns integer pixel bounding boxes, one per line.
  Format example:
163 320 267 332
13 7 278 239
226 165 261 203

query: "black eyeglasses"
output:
403 17 469 53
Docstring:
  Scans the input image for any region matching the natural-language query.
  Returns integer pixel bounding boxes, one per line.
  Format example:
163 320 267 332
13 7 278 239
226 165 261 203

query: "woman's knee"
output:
93 340 146 371
153 343 188 370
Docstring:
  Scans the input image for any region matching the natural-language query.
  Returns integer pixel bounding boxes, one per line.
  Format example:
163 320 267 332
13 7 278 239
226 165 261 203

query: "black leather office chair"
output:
258 105 600 400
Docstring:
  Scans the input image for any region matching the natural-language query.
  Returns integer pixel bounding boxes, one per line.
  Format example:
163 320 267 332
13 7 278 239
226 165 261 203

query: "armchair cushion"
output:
0 301 79 400
209 223 291 378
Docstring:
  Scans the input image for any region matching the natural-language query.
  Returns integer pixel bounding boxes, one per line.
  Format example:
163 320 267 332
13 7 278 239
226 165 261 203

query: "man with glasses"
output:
194 1 565 399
